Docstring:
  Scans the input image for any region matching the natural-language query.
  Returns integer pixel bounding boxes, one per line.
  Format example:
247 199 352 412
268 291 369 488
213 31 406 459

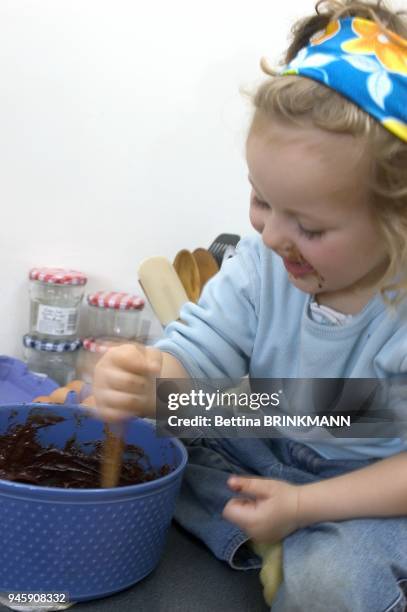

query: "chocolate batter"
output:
0 410 172 488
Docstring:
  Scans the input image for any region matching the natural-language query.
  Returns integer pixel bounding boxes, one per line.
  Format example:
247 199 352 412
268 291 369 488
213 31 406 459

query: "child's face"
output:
246 116 388 308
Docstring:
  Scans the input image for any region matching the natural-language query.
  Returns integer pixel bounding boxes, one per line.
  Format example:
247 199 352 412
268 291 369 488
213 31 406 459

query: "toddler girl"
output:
94 1 407 610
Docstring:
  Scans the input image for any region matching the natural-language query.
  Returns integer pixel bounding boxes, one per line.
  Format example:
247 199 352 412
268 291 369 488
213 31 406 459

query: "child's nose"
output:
261 211 294 253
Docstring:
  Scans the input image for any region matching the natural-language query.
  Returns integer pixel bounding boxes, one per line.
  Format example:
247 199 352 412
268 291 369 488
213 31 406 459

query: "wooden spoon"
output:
173 249 201 303
138 256 189 326
192 248 219 293
101 422 125 488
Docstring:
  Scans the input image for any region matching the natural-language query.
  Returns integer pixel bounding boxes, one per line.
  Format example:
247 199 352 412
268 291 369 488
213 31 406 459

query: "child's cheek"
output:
302 241 340 273
299 242 327 268
249 207 264 234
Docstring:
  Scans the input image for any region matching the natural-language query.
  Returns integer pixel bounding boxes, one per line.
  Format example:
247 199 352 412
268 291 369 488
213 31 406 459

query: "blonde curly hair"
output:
245 0 407 304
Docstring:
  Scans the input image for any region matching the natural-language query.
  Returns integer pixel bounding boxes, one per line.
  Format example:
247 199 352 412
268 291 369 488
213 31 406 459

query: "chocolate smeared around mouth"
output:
284 247 324 286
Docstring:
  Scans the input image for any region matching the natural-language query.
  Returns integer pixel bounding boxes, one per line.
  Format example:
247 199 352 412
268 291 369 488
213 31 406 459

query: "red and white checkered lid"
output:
29 267 87 286
86 291 145 310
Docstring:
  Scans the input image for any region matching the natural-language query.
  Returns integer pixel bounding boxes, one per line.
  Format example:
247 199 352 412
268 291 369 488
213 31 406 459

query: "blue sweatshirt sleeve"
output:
155 237 260 378
373 331 407 444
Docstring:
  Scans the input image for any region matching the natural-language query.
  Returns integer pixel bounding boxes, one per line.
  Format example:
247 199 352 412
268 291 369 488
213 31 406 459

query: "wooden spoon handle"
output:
101 423 125 488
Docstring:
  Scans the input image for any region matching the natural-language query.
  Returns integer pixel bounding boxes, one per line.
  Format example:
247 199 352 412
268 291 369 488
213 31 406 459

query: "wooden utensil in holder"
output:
173 249 201 303
138 256 189 326
192 248 219 293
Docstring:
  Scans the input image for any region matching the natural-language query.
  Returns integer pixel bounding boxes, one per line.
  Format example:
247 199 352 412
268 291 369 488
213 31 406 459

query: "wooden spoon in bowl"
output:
101 422 126 488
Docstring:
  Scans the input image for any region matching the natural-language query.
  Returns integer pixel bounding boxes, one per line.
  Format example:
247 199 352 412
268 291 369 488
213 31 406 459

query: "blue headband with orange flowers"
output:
281 16 407 142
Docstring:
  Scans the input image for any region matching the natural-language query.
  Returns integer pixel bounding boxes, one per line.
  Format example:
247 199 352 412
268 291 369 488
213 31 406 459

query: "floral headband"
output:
281 16 407 142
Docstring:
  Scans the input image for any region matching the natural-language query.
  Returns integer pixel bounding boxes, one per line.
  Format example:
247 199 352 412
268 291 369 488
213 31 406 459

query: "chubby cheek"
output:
249 206 264 234
301 240 345 273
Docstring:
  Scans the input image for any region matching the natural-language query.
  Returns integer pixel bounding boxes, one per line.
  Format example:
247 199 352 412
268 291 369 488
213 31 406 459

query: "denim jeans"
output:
174 437 407 612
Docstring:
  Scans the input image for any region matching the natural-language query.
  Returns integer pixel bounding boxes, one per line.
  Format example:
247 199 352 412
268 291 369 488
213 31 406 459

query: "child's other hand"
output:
92 343 162 422
222 476 301 544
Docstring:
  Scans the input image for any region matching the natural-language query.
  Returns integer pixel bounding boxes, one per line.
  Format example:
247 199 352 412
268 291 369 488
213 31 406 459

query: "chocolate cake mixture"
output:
0 411 172 488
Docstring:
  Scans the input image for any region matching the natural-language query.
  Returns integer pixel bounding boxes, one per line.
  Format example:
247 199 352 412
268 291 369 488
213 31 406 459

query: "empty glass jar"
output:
23 335 82 386
85 291 149 340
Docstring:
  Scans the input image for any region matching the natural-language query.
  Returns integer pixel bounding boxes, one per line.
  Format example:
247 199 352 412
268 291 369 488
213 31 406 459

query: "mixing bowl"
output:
0 404 187 603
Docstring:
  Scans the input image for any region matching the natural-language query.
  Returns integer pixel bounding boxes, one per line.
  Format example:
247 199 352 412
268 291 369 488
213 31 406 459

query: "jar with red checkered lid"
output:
85 291 149 341
29 267 87 340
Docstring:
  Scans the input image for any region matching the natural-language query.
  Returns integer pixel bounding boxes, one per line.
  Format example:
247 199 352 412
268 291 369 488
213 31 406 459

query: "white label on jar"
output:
36 305 78 335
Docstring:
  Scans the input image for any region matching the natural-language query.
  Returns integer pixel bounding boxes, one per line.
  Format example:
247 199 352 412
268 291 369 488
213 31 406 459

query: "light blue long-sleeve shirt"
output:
156 234 407 459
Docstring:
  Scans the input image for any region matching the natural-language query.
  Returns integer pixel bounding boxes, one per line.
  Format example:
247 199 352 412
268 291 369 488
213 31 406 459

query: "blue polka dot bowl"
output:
0 404 187 603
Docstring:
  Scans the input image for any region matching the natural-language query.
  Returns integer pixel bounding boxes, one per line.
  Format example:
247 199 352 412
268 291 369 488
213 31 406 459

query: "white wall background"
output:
2 0 399 357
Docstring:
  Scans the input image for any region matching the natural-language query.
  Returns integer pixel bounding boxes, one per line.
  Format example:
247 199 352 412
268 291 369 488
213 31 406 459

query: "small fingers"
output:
227 475 271 499
222 497 257 530
91 343 162 421
108 344 162 376
97 368 151 395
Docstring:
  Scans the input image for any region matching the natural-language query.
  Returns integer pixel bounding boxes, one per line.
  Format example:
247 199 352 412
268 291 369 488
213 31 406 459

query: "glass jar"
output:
29 267 87 340
85 291 149 340
23 335 82 387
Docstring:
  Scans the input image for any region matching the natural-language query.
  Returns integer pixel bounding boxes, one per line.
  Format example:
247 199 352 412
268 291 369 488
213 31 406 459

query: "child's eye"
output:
298 224 324 240
252 195 270 210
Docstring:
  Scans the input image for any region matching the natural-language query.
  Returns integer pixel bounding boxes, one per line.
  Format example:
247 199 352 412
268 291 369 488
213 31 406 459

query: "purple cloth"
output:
0 356 58 404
